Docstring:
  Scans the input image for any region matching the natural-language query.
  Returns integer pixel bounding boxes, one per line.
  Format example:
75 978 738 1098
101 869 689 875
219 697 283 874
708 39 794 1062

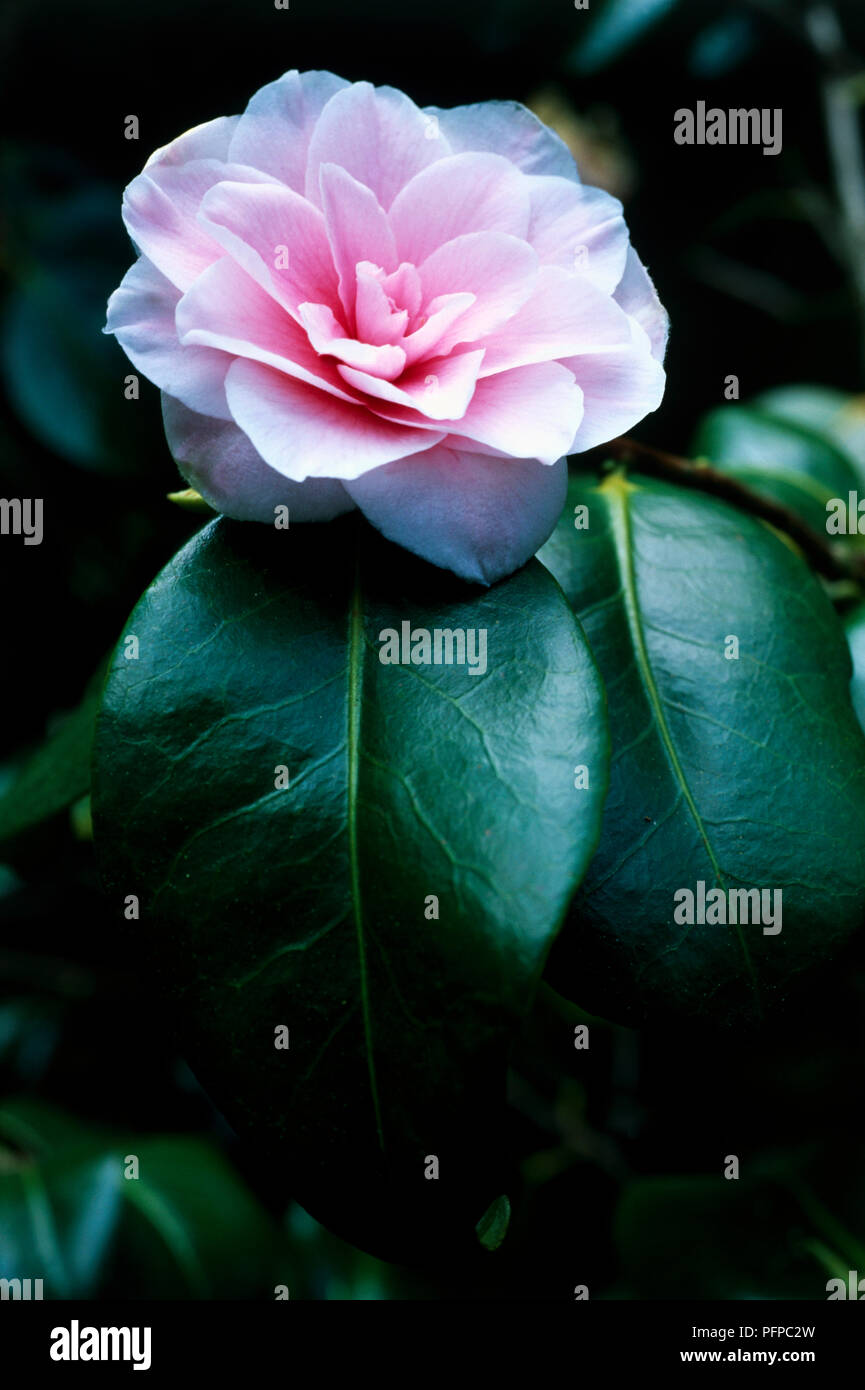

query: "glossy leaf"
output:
91 514 609 1259
539 471 865 1025
754 385 865 479
845 600 865 734
692 402 861 537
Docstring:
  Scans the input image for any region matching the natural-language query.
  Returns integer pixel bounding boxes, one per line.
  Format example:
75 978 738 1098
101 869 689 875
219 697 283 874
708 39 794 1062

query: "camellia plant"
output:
88 70 865 1263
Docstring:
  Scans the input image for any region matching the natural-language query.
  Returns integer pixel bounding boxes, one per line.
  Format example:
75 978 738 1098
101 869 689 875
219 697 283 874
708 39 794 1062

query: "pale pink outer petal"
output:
197 180 340 323
478 265 633 377
614 247 670 363
224 358 447 482
304 81 447 210
122 160 278 292
227 69 349 191
423 100 579 182
388 152 531 266
319 163 399 320
346 449 569 585
337 350 485 421
417 232 538 353
175 257 360 404
525 176 629 294
162 394 355 522
145 115 240 169
564 318 667 453
105 256 231 419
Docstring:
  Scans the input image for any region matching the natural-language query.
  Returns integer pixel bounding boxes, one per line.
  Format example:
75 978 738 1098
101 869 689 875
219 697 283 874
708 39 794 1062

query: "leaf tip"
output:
166 488 215 514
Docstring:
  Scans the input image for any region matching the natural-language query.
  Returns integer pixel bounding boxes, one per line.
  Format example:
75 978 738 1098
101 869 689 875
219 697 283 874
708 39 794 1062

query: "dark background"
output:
1 0 864 1298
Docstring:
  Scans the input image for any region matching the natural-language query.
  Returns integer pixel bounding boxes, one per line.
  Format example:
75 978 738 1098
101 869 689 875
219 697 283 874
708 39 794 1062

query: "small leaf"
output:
92 515 609 1259
475 1193 511 1251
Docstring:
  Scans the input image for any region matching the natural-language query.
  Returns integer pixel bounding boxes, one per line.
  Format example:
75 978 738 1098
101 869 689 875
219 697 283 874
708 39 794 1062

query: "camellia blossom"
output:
106 70 668 583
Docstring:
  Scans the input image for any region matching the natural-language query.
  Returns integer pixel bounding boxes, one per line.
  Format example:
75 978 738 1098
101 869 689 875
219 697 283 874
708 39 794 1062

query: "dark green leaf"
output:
0 663 106 844
845 600 865 734
692 403 861 537
539 471 865 1026
753 385 865 480
114 1136 279 1298
91 515 609 1259
475 1193 511 1251
0 1098 278 1299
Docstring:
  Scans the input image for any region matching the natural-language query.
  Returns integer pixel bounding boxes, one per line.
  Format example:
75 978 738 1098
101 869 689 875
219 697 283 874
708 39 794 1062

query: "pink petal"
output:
614 247 669 362
446 361 583 464
355 265 410 345
298 302 407 379
224 358 446 482
197 180 340 323
389 152 531 266
319 163 399 323
337 349 485 421
479 265 632 376
163 393 355 522
305 81 446 211
526 176 629 294
418 232 538 353
227 69 349 191
564 319 667 453
381 263 423 318
105 256 231 419
176 257 361 404
346 447 568 584
423 100 578 182
145 115 240 169
122 159 277 292
402 292 476 366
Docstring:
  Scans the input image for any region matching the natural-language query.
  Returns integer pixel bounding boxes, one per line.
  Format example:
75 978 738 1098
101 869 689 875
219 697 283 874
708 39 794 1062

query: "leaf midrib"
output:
347 547 385 1152
602 476 761 1010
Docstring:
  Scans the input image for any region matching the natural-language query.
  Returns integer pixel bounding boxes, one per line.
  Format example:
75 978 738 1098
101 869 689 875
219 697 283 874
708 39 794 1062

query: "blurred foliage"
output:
2 0 865 1298
692 384 865 536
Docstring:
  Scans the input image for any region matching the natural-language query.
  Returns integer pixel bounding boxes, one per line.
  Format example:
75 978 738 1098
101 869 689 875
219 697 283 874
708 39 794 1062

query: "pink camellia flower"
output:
106 70 667 583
